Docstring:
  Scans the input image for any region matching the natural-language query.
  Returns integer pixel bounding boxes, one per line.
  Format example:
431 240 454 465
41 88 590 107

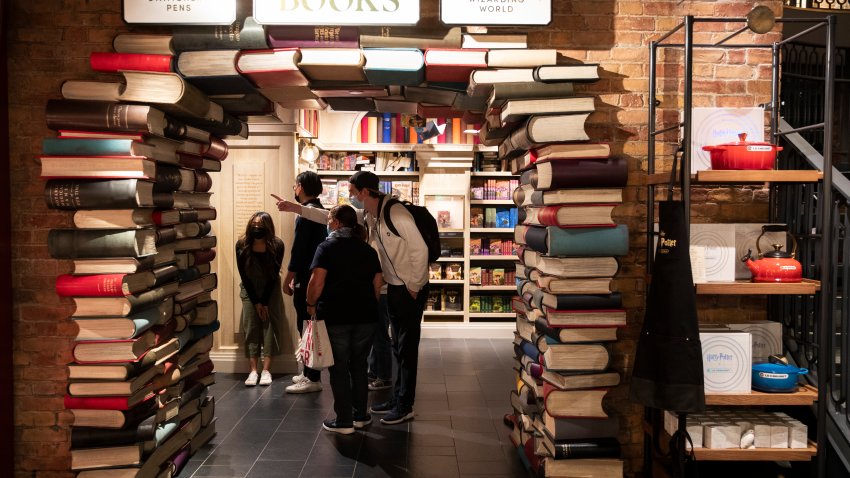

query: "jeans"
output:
386 284 427 412
367 294 393 381
294 282 321 382
326 322 377 423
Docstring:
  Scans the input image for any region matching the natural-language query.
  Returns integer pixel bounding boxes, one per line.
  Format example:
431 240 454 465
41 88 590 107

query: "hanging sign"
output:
123 0 237 24
254 0 420 25
440 0 551 26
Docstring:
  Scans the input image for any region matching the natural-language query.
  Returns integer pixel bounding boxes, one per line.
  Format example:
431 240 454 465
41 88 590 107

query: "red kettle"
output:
741 225 803 283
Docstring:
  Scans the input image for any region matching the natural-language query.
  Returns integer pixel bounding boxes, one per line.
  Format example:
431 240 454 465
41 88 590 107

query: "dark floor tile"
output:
409 399 451 421
408 420 454 447
221 418 280 446
416 369 446 384
411 445 456 456
450 416 496 433
299 463 356 477
260 430 318 461
308 432 365 466
447 391 488 409
278 408 330 432
445 375 482 392
244 396 296 419
407 454 460 478
192 463 253 476
453 430 505 462
246 459 306 478
289 389 335 409
353 463 410 478
457 460 514 476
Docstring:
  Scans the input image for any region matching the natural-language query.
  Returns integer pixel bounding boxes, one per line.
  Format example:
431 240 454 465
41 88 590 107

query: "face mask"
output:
250 227 267 240
327 224 333 235
349 195 363 209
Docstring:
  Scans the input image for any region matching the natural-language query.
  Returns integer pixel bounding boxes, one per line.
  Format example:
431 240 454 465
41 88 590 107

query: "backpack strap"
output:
381 197 402 237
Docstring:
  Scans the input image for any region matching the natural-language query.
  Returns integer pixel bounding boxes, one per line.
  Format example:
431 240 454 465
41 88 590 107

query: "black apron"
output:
630 147 705 477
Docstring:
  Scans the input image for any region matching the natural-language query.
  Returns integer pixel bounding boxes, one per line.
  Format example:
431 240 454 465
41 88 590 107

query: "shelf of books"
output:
44 41 230 475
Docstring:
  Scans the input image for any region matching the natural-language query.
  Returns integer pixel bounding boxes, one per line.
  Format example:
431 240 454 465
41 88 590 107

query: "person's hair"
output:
330 205 367 241
239 211 283 270
296 170 323 198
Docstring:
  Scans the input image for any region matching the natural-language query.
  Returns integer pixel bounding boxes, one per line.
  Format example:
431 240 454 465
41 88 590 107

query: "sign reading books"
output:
123 0 236 24
440 0 551 25
254 0 420 25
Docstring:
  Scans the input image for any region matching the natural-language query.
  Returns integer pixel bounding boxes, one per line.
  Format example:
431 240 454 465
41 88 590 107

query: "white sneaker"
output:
259 370 273 386
285 380 323 394
291 373 310 384
245 371 259 386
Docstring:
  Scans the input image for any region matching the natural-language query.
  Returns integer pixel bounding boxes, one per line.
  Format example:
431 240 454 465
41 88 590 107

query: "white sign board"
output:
255 0 419 25
123 0 236 24
440 0 551 25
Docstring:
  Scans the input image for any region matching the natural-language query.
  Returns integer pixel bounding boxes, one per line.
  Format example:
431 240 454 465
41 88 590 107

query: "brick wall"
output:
7 1 781 476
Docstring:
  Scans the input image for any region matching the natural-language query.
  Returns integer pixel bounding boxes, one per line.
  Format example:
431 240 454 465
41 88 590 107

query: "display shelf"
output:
468 312 516 319
315 141 497 153
316 170 420 177
438 228 464 234
705 384 817 406
470 255 518 261
423 310 465 316
470 228 514 233
431 279 465 285
695 279 820 295
470 199 515 206
469 285 517 291
436 257 465 262
692 442 817 461
471 171 516 177
646 170 823 185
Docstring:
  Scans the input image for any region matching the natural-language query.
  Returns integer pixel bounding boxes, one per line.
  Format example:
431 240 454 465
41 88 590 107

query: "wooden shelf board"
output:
471 171 516 177
469 285 516 291
692 441 817 461
695 279 820 295
470 200 515 205
468 312 516 318
430 280 465 284
705 384 818 406
436 257 465 262
316 170 419 177
470 228 515 233
423 311 465 316
470 255 518 260
646 170 822 185
316 142 497 153
438 228 464 234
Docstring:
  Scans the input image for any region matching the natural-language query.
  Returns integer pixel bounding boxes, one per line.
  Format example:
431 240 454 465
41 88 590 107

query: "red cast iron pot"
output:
702 133 783 170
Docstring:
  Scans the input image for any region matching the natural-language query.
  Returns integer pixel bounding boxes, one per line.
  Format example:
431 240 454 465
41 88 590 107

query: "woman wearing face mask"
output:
236 211 286 386
306 205 383 434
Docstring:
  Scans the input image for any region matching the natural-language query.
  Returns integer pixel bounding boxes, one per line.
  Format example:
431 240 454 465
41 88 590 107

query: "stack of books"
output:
43 35 228 475
490 71 627 477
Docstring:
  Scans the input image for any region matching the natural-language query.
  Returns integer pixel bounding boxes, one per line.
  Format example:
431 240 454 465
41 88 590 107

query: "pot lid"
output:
712 132 776 147
762 244 792 258
752 362 807 374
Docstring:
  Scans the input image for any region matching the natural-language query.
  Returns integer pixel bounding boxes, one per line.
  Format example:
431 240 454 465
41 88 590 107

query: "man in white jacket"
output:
276 171 429 425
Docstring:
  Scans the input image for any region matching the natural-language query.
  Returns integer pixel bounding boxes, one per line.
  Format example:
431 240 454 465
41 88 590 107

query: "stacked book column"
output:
502 79 629 477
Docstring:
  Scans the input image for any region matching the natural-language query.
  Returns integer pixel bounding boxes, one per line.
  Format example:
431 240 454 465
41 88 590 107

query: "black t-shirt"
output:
310 236 381 325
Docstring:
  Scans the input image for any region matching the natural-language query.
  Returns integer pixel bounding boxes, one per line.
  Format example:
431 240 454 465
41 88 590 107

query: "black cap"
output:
349 170 380 191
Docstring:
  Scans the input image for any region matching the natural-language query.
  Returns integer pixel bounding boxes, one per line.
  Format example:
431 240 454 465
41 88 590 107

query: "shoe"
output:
368 378 392 391
353 414 372 429
285 380 323 394
244 371 259 386
369 399 397 414
380 408 414 425
259 370 273 386
291 373 310 384
322 418 355 435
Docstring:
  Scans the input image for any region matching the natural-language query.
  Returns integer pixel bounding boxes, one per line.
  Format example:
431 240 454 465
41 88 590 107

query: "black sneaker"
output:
369 399 397 415
322 418 355 435
353 414 372 429
380 408 414 425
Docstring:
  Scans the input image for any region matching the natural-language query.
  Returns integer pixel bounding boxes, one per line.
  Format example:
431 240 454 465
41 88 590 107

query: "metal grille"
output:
785 0 850 9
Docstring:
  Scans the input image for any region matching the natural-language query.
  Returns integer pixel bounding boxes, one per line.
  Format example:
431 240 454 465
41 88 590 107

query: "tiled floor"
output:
179 338 527 478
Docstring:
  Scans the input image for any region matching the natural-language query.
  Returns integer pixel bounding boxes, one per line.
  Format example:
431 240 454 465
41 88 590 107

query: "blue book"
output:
509 207 518 228
496 207 511 229
382 113 392 144
523 224 629 257
363 48 425 86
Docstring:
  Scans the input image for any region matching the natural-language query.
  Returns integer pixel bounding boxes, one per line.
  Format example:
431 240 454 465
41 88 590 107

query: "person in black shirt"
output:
306 205 383 434
235 212 286 387
283 171 328 394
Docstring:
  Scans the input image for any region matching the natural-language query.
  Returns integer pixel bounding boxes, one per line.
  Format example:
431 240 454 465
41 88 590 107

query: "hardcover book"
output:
45 179 155 210
90 52 173 74
542 308 627 328
534 318 620 343
424 48 488 83
363 48 425 86
461 33 527 49
530 157 628 190
542 382 609 418
175 49 258 95
56 272 157 297
74 300 172 341
513 185 623 208
499 96 596 124
542 411 620 441
266 25 359 48
359 26 462 49
45 100 170 137
542 344 611 372
72 282 179 317
520 205 619 228
113 33 175 55
171 9 267 51
500 113 592 158
487 49 557 68
466 69 536 97
486 82 576 110
298 48 367 82
48 228 157 259
533 64 600 83
235 48 308 88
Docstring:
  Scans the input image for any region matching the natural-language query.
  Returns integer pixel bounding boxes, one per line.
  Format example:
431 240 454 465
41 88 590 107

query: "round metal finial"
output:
747 6 776 34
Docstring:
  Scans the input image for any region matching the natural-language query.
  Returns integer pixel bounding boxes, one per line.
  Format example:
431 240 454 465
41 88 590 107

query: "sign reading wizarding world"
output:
123 0 237 24
440 0 551 26
254 0 420 25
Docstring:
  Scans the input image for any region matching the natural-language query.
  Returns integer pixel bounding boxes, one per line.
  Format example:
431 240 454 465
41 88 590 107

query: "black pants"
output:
294 282 321 382
386 284 428 412
327 322 376 424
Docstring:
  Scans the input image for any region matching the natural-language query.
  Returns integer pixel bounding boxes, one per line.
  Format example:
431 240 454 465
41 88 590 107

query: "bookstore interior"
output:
9 0 843 477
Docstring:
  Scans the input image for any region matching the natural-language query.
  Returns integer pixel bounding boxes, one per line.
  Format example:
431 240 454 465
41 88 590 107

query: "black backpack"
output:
382 197 441 263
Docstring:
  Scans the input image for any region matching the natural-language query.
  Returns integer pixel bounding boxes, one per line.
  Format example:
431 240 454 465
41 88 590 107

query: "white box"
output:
704 422 741 449
787 420 808 449
753 422 772 448
687 420 704 449
769 422 789 448
733 224 788 280
690 107 766 174
727 321 782 363
691 224 736 282
701 331 753 393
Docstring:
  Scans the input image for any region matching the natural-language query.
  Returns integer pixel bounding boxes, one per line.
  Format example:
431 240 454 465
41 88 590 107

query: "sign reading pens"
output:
123 0 236 24
440 0 551 26
255 0 419 25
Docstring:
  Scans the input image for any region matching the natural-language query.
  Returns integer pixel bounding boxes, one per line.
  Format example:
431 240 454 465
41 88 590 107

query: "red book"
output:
394 114 404 143
437 119 446 144
64 390 157 411
424 48 487 82
89 52 173 73
55 273 155 297
525 204 618 227
360 115 369 143
235 48 309 88
472 123 482 145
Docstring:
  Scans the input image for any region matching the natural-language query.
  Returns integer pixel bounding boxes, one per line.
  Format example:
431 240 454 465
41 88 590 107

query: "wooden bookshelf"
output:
423 310 465 317
468 312 516 319
315 142 497 153
436 257 464 262
705 385 817 406
470 255 518 261
695 279 820 295
470 228 514 233
646 170 822 185
316 170 420 177
471 171 516 177
469 285 517 291
693 442 817 461
431 279 465 285
470 199 515 205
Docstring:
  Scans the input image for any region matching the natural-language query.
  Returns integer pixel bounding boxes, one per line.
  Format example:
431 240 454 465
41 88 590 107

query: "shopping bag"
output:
296 318 334 370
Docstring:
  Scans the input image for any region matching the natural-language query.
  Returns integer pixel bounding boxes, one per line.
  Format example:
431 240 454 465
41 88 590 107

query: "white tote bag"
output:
296 318 334 370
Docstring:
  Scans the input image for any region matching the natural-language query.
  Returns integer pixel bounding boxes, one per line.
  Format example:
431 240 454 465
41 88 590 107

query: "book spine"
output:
551 438 622 459
155 165 185 192
44 179 146 210
382 113 392 144
360 115 369 143
56 274 128 297
90 52 173 73
548 292 623 311
194 170 213 192
64 394 133 411
547 225 630 257
48 229 147 259
46 100 164 136
537 157 628 190
266 25 359 48
172 16 268 52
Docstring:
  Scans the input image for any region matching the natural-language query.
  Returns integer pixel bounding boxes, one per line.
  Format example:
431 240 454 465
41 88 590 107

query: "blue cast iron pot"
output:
751 362 808 393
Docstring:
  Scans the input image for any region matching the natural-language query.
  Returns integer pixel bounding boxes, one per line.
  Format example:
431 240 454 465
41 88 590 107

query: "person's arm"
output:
276 198 329 224
389 205 429 295
235 243 262 305
372 272 384 301
258 240 285 305
305 267 327 317
282 270 295 296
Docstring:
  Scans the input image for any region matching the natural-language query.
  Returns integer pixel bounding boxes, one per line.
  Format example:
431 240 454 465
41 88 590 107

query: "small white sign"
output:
701 331 752 393
123 0 236 24
441 0 551 26
255 0 420 25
